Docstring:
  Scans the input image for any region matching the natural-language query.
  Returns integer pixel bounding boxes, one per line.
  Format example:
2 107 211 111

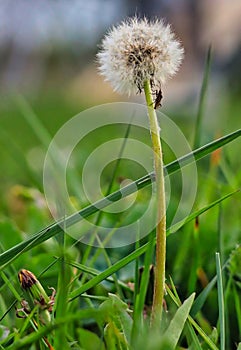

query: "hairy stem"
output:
143 80 166 326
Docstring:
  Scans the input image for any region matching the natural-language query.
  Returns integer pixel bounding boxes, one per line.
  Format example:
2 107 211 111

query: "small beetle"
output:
154 88 163 109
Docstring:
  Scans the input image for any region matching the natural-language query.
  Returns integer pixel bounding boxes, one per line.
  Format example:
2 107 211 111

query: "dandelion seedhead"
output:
97 16 184 325
97 17 184 96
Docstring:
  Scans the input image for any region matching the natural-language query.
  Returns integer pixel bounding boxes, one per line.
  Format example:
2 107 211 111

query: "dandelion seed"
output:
97 17 184 96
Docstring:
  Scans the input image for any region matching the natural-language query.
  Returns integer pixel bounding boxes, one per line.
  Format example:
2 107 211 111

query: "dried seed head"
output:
97 17 184 96
18 269 37 290
18 269 49 304
18 269 55 326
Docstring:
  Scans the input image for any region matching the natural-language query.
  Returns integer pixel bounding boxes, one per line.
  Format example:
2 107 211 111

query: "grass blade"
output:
0 129 41 189
233 283 241 336
190 255 230 318
68 244 148 301
81 121 133 296
160 293 195 349
68 190 237 300
0 272 22 302
0 190 238 283
131 231 155 343
166 284 219 350
216 252 225 350
17 96 83 196
54 231 71 349
16 96 52 149
0 129 240 268
65 259 132 292
168 189 239 235
193 45 212 149
190 274 217 318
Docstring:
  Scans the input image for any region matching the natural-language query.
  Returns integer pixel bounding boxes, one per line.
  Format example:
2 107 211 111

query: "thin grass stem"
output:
216 252 225 350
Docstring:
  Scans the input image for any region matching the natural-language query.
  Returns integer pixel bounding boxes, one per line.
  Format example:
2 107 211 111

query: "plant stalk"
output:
143 80 166 326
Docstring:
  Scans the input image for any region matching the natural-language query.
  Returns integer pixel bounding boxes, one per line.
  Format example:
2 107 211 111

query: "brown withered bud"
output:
18 269 37 290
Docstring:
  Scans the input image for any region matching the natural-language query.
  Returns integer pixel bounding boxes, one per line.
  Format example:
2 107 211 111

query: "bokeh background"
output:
0 0 240 205
0 2 240 346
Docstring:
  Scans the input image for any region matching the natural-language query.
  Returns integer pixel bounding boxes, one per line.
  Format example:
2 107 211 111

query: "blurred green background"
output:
0 0 240 192
0 0 240 247
1 0 240 260
0 2 240 346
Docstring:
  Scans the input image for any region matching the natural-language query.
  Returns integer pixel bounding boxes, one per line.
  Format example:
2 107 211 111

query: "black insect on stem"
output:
154 88 163 109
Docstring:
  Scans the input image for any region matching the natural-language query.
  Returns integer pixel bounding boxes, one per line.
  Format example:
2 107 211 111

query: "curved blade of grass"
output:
0 129 240 268
54 232 71 349
160 293 195 349
168 128 240 175
0 299 18 323
68 243 149 301
168 190 239 235
185 320 203 350
0 272 21 302
68 190 237 300
64 259 132 292
166 284 219 350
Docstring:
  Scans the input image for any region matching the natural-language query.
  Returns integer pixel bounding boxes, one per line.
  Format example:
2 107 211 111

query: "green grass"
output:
0 56 241 349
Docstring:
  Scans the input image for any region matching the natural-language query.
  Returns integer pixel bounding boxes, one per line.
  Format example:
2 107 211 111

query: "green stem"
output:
143 80 166 326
